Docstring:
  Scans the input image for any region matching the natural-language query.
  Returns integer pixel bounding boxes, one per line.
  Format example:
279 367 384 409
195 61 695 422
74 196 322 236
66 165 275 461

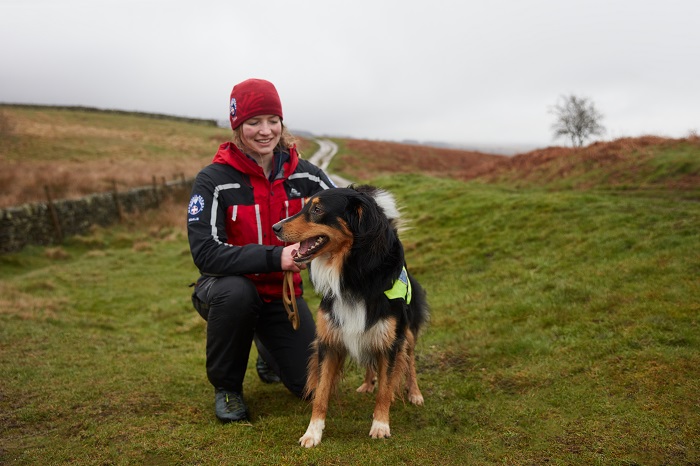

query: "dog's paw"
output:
356 381 375 393
299 433 321 448
369 420 391 439
408 391 424 406
299 419 324 448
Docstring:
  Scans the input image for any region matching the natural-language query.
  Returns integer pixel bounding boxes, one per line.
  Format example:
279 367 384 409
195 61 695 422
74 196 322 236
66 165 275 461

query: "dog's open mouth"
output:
292 235 328 263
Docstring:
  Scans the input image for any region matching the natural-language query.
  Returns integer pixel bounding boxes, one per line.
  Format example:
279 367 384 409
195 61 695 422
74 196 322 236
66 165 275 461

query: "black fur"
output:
276 185 428 343
307 186 426 331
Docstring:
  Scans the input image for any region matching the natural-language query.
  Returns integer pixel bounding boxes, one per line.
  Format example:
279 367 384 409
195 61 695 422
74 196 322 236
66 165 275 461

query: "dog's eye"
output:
311 205 323 216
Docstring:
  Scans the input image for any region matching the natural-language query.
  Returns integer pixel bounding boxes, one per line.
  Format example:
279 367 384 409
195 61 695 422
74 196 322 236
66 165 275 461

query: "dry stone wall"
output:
0 179 192 253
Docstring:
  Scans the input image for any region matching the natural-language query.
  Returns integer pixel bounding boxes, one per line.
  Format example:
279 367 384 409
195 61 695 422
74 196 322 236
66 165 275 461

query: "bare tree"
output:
550 94 605 147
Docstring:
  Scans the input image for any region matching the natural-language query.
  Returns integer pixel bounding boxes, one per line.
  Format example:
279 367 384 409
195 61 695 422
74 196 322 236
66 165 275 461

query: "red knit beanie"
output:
229 79 283 130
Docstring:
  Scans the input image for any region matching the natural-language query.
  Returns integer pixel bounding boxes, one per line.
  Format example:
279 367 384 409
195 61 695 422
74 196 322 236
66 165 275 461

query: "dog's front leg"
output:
300 348 344 448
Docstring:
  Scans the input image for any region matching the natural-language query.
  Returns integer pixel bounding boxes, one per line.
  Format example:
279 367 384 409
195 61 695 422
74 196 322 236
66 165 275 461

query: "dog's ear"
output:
346 192 375 233
347 192 395 257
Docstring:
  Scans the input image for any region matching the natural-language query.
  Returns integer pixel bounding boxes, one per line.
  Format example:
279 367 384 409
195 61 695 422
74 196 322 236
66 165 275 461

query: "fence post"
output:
44 185 64 243
152 175 160 207
112 180 123 222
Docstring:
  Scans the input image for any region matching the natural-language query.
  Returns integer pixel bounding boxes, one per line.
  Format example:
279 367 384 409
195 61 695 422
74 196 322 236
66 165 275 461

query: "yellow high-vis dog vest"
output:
384 266 412 304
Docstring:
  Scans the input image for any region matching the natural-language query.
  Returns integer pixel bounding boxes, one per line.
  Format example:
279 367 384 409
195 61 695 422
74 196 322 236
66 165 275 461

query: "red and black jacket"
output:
187 142 334 299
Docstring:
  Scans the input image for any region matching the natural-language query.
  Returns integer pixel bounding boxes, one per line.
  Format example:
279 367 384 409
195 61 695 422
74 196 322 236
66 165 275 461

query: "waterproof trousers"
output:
191 275 316 398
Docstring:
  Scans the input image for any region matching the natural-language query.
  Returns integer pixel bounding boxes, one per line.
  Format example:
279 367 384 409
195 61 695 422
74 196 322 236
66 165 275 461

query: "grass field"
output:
1 108 699 464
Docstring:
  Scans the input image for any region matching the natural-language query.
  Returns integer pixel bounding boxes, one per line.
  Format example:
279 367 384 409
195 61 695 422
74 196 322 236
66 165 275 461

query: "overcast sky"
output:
1 0 698 148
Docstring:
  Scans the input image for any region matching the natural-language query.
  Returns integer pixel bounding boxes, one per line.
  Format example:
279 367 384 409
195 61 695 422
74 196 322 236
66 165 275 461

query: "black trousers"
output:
191 275 316 398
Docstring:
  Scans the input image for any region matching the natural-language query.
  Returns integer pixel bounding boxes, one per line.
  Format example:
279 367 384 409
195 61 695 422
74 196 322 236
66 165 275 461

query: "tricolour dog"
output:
273 185 429 447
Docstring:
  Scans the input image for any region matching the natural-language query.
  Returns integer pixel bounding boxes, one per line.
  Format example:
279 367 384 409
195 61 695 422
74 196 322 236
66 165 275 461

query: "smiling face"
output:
240 114 282 157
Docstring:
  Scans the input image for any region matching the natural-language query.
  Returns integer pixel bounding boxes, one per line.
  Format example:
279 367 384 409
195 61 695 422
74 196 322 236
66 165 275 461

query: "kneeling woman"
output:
188 78 334 422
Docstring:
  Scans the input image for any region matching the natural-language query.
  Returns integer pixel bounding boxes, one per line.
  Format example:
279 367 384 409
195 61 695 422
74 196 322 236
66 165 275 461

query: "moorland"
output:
1 105 698 465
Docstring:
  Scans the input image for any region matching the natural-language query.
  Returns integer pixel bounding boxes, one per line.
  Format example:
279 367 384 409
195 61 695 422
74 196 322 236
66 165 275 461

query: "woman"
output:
188 78 334 422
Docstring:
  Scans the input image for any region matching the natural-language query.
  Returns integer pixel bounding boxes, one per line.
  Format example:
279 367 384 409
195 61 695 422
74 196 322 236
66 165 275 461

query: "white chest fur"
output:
311 258 392 364
309 257 341 299
321 297 391 365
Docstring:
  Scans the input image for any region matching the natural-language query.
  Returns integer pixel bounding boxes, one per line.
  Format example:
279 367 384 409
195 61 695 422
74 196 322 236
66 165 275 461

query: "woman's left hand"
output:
281 244 306 272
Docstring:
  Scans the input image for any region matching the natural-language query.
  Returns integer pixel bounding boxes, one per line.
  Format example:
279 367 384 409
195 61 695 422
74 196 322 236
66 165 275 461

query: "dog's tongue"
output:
298 238 316 256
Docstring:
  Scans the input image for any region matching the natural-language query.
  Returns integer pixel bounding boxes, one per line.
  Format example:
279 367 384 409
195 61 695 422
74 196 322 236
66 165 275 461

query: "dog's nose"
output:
272 221 282 233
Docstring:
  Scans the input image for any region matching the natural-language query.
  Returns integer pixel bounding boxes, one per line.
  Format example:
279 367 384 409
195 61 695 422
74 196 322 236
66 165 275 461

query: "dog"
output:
272 185 429 447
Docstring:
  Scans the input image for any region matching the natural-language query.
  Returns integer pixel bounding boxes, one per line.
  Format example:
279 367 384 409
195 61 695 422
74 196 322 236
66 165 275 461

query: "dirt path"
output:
308 139 352 187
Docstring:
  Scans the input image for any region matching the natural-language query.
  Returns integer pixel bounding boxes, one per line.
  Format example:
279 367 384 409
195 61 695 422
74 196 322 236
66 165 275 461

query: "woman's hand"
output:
281 244 306 272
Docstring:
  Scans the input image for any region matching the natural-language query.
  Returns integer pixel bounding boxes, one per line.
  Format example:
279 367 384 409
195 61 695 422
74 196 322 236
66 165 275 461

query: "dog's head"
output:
273 186 399 265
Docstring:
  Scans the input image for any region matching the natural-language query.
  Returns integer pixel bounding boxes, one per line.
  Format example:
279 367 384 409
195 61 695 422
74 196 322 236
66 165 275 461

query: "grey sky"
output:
1 0 698 147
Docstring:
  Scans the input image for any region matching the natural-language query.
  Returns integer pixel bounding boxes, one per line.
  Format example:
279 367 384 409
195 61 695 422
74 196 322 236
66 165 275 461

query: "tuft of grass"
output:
2 173 699 465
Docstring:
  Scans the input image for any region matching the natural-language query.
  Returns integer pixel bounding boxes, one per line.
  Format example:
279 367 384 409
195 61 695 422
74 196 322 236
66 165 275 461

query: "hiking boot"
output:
256 355 281 384
214 390 249 423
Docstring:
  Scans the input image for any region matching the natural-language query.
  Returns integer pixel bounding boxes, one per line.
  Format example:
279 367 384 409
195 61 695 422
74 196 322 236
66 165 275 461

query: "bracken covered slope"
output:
468 136 700 192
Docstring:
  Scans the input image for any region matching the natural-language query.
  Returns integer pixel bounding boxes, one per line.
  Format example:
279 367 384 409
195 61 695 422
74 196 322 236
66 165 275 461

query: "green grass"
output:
647 141 700 184
2 172 698 464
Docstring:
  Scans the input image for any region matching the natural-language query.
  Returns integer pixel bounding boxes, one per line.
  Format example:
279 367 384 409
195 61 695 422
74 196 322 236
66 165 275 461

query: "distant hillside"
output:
0 103 220 127
470 136 700 194
0 105 315 208
330 138 506 181
330 135 699 196
3 105 697 209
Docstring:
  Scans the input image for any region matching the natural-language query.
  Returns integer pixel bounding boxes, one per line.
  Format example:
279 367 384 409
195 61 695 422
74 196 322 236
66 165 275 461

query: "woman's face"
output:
240 115 282 157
